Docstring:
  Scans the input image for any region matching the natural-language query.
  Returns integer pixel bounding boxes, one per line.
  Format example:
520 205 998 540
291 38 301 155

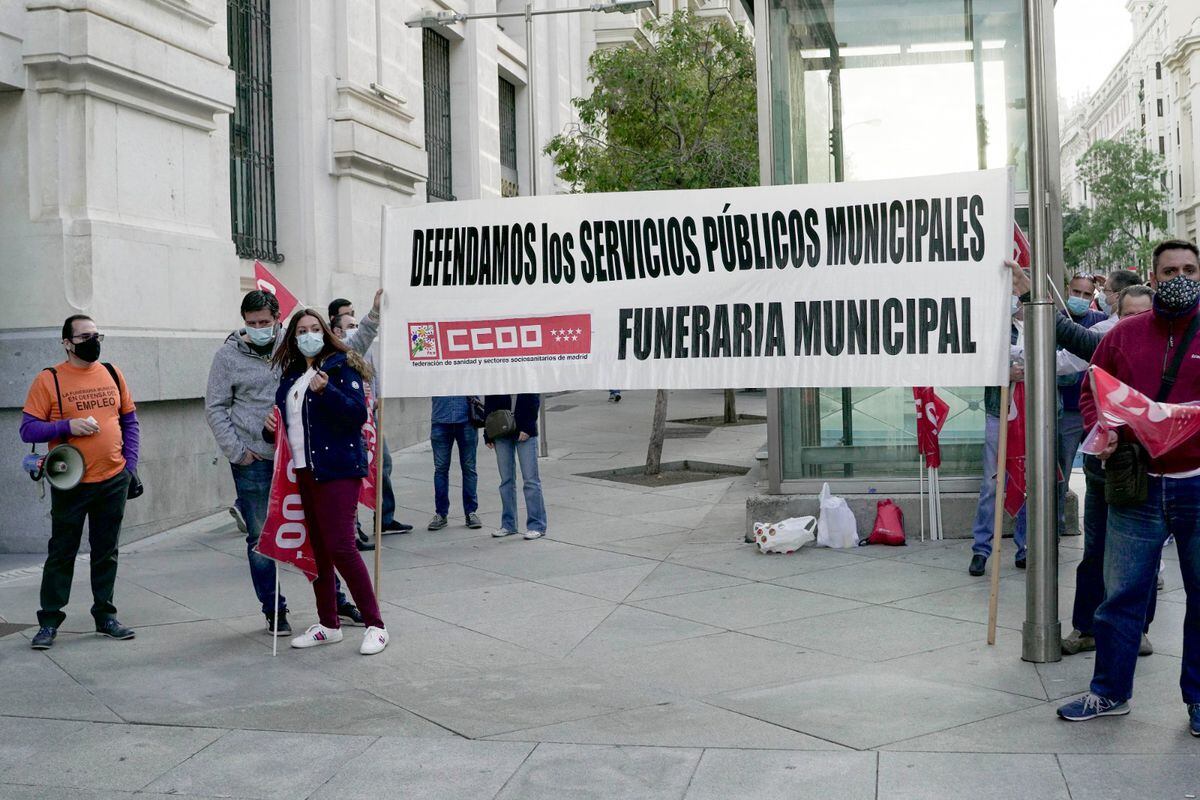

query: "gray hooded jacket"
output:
205 312 378 464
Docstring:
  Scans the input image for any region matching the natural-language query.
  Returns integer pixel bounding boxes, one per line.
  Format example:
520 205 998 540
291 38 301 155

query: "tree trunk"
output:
645 389 669 475
723 389 737 424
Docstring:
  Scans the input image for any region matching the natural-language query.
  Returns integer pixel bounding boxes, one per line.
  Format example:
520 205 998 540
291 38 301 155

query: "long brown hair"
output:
272 308 373 381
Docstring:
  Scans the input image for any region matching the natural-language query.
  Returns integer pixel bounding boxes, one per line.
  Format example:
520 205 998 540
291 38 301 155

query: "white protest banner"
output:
379 168 1013 397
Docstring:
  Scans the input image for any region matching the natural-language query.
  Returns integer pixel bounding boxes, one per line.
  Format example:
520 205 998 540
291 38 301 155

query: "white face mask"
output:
245 324 276 346
297 331 324 358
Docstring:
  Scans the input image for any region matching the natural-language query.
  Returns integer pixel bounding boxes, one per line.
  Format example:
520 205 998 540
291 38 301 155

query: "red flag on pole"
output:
256 408 319 582
359 383 380 508
1003 382 1027 517
1013 224 1031 268
1084 365 1200 458
254 261 300 319
913 387 950 469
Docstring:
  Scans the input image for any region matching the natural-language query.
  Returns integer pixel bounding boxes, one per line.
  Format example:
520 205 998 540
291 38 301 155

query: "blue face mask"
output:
1010 296 1020 317
297 331 324 358
1096 293 1111 316
245 324 276 347
1066 296 1092 316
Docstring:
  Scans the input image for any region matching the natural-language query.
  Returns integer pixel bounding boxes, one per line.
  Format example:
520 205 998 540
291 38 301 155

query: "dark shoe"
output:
1057 693 1129 721
31 626 56 650
338 602 365 627
356 527 376 552
1189 703 1199 737
427 515 448 531
1138 633 1153 657
465 512 482 529
381 520 413 534
96 619 135 640
1015 557 1027 570
968 554 987 577
265 609 291 636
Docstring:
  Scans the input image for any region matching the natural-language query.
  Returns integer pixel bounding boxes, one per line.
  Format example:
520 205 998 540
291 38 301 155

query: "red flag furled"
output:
359 382 380 508
256 408 319 582
1003 382 1027 517
913 387 950 469
1084 365 1200 458
1012 224 1031 268
254 261 300 319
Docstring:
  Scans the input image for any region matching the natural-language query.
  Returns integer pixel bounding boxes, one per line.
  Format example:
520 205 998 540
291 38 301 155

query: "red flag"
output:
1003 382 1027 517
913 387 950 469
1087 365 1200 458
359 383 380 508
254 261 300 319
256 408 319 582
1013 224 1031 268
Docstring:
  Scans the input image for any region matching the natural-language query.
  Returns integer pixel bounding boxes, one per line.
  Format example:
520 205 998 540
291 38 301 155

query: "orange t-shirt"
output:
23 361 136 483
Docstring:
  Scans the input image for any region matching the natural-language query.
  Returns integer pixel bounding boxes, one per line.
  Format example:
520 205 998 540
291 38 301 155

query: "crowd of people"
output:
18 288 548 657
15 238 1200 736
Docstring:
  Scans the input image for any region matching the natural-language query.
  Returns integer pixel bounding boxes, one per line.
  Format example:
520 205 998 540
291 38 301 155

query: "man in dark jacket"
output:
483 394 546 540
1057 275 1108 535
1057 240 1200 739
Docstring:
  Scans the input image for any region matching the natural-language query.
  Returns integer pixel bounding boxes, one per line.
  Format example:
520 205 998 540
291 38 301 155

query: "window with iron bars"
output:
227 0 282 262
423 30 454 202
499 77 519 197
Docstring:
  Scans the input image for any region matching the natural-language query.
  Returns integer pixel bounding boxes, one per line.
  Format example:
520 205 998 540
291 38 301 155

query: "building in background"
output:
1059 0 1200 240
0 0 746 552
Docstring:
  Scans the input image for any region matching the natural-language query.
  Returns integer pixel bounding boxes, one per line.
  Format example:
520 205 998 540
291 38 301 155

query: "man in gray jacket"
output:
206 289 382 634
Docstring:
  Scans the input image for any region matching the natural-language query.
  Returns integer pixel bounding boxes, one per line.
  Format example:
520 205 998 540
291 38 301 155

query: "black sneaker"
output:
95 618 135 640
381 520 413 534
968 553 987 577
1015 557 1027 570
338 602 365 627
265 609 291 636
356 527 375 551
31 626 56 650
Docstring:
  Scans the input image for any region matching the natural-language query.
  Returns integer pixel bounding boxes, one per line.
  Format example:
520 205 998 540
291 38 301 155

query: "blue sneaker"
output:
1057 693 1130 721
1189 703 1199 737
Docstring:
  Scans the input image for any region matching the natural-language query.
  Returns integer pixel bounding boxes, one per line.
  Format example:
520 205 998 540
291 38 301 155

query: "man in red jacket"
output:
1056 240 1200 738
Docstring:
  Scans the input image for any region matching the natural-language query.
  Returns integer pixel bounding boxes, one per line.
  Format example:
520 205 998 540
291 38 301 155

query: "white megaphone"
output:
24 444 85 491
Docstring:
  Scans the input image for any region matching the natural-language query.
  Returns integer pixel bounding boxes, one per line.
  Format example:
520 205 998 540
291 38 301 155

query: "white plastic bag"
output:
754 516 817 555
816 482 859 548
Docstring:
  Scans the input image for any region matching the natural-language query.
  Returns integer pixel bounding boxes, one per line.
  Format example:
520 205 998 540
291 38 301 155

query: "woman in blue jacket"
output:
263 309 388 655
483 393 547 539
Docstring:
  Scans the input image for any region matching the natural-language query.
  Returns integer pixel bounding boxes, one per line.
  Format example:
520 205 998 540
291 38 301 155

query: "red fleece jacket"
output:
1080 304 1200 474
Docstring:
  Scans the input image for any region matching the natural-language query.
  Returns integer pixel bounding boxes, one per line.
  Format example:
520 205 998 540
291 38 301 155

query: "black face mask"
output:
73 337 101 363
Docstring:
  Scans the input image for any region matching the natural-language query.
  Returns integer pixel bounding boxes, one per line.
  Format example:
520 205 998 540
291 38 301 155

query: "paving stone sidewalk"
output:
0 389 1195 799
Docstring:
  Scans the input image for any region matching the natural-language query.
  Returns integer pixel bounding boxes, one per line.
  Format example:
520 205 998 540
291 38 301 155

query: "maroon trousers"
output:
294 470 384 630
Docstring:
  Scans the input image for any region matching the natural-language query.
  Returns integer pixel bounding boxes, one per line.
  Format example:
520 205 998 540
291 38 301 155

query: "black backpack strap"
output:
102 362 123 409
42 367 63 421
1157 315 1200 402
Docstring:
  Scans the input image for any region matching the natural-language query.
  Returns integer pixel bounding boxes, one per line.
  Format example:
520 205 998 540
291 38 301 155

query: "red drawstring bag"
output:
868 499 906 546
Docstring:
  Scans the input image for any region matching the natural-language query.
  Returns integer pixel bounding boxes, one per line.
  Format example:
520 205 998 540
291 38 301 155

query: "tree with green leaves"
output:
546 11 757 474
1063 133 1169 275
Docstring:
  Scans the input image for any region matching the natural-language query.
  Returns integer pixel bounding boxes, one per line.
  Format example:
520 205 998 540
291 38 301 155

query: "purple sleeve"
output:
120 411 140 473
19 413 70 444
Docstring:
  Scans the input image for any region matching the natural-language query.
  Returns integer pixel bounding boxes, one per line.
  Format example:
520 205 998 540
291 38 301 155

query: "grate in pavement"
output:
663 426 711 439
547 404 576 412
0 623 32 638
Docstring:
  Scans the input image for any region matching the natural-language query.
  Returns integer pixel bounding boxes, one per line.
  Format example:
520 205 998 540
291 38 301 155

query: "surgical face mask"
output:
1010 296 1020 317
297 331 325 358
245 324 276 347
73 336 101 363
1096 293 1111 315
1156 275 1200 312
1066 296 1092 316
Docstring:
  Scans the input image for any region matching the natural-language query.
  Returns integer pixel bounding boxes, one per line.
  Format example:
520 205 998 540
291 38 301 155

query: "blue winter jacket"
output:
268 352 369 482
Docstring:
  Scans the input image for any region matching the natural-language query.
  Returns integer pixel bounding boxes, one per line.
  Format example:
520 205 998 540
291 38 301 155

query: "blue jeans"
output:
1091 474 1200 704
971 414 1027 561
432 423 478 516
1058 410 1086 534
231 460 287 615
379 436 396 526
1072 456 1157 636
493 436 547 533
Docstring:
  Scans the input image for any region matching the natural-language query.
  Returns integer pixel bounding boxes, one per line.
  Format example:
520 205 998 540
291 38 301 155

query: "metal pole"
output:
1021 0 1061 664
526 2 549 459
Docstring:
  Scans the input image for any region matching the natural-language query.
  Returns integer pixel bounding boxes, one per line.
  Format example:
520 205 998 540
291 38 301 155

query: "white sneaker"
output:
290 624 343 649
524 529 546 540
492 529 518 538
360 626 389 655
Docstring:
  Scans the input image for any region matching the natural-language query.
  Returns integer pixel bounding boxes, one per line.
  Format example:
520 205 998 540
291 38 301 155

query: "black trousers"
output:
38 471 131 628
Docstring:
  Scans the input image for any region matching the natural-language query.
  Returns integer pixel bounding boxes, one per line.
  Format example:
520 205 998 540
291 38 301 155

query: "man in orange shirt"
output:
19 314 141 649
